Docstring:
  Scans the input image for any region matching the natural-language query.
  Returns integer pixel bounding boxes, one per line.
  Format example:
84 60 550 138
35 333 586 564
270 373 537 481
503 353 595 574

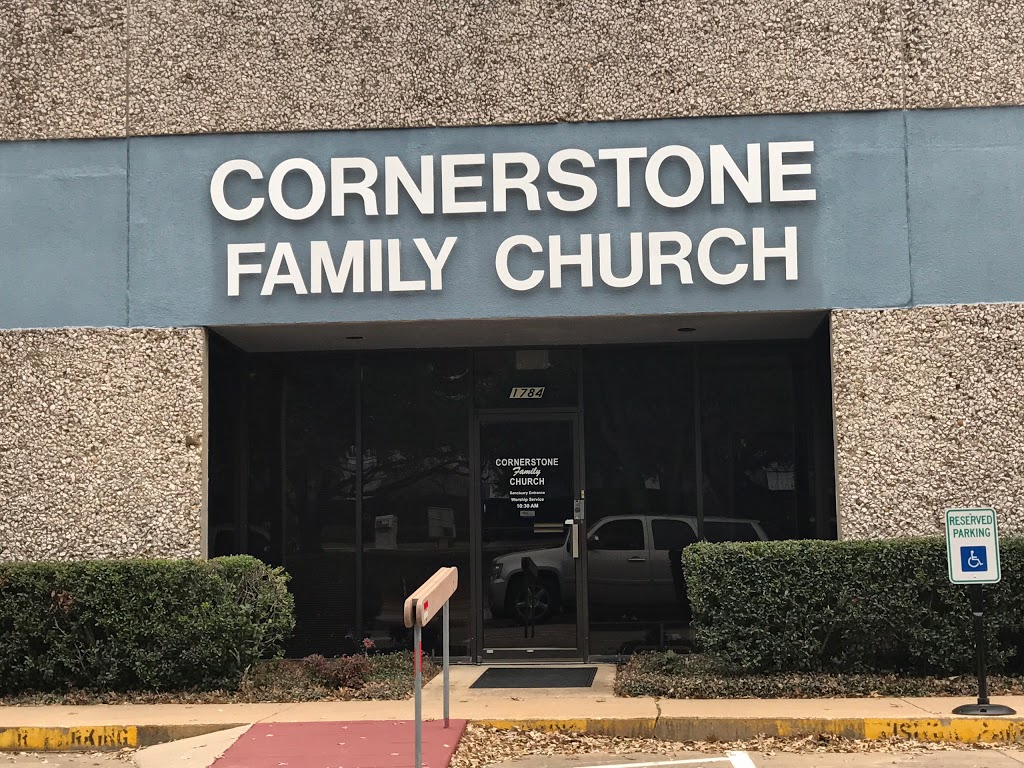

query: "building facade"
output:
3 1 1024 660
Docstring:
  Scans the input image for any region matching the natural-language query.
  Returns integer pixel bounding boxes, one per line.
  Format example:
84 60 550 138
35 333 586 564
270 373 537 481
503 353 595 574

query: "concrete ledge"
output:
0 723 242 751
477 716 1024 744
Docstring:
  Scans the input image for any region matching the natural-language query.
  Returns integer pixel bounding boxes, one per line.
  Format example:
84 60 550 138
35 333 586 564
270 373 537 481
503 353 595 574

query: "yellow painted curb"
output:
476 716 1024 744
864 718 1024 743
6 717 1024 751
0 726 137 751
0 723 241 752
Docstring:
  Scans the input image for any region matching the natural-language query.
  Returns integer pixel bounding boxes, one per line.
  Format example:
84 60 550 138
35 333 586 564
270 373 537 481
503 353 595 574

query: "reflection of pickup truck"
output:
487 515 768 623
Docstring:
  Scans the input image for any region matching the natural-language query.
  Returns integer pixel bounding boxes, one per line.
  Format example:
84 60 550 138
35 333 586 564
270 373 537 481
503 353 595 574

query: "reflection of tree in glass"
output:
244 366 285 560
585 351 697 520
363 356 471 500
481 459 510 500
283 363 358 554
699 350 797 531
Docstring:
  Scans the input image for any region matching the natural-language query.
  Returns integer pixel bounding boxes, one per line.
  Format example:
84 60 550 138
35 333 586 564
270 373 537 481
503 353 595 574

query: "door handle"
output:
627 556 646 563
564 519 580 559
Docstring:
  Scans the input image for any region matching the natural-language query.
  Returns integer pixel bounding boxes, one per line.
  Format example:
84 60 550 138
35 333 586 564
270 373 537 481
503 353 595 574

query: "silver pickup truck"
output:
487 514 768 623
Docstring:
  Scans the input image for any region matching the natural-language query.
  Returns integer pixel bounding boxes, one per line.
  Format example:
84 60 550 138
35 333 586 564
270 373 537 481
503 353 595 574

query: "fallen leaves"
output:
449 725 998 768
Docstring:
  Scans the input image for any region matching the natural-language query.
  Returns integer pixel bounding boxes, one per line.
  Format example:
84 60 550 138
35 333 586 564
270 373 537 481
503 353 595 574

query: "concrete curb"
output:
476 716 1024 744
5 716 1024 752
0 723 243 751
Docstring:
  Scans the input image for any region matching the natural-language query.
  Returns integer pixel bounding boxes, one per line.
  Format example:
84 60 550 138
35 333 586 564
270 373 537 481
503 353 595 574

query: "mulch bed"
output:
615 651 1024 699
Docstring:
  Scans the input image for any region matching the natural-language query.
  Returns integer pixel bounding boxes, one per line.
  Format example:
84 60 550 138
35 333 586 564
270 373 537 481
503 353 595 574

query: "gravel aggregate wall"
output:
0 328 205 561
832 305 1024 539
3 1 1024 140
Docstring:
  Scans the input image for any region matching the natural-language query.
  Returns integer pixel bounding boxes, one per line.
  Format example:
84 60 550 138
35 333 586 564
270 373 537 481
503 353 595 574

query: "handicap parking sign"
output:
960 546 987 572
946 508 1001 584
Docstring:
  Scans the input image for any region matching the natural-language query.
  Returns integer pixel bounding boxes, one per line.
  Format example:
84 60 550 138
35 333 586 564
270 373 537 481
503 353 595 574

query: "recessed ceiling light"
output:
677 327 696 333
345 335 364 340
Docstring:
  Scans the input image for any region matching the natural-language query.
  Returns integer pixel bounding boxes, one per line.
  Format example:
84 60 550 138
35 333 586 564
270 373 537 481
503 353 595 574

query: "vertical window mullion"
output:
279 369 288 568
354 353 364 638
692 345 705 541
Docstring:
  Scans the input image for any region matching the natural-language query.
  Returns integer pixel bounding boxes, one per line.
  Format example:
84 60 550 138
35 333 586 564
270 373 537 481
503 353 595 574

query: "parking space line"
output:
726 752 759 768
570 755 756 768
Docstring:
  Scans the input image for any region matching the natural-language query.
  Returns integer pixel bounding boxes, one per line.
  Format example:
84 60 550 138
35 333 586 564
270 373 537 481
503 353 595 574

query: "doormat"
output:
470 666 598 689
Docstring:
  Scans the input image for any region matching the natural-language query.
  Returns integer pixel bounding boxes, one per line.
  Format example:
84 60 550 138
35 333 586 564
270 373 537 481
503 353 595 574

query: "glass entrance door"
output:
479 417 584 658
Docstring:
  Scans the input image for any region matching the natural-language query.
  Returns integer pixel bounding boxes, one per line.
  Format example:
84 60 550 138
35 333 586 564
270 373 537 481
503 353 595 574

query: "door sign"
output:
495 456 558 517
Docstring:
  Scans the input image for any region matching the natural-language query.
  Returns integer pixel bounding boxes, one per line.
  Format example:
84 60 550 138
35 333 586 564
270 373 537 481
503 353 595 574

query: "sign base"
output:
952 702 1017 716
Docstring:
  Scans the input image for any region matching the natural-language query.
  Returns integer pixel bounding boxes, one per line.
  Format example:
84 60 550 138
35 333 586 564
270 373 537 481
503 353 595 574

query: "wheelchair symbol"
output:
960 546 988 572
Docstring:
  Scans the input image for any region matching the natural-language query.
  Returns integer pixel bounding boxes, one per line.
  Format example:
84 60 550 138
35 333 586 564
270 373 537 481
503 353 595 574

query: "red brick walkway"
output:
213 720 468 768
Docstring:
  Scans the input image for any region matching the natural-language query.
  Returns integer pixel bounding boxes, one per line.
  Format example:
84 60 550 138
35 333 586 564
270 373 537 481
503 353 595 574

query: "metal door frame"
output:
472 410 587 662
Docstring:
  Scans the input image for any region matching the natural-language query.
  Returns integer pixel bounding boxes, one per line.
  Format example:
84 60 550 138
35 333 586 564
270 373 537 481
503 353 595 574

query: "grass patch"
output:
0 651 437 706
615 651 1024 699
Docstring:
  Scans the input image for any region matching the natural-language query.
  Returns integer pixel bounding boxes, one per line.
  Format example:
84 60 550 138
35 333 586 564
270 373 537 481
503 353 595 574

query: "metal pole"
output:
414 622 422 768
443 600 450 728
972 586 990 705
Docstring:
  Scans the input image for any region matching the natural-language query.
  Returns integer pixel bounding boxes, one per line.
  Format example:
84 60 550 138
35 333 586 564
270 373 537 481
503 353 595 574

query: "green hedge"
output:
682 538 1024 675
0 556 294 694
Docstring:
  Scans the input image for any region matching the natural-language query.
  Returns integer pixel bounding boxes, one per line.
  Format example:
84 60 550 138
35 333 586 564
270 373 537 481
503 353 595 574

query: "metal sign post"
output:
413 621 423 768
403 567 458 768
944 507 1016 716
443 598 450 728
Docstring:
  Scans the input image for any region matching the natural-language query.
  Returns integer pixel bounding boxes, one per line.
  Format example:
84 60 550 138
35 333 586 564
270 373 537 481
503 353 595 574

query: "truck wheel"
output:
507 575 558 624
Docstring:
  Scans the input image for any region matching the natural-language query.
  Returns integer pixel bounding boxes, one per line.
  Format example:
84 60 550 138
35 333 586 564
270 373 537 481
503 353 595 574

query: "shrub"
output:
210 556 295 669
0 556 294 694
682 537 1024 675
356 650 438 699
615 651 1024 699
303 653 372 689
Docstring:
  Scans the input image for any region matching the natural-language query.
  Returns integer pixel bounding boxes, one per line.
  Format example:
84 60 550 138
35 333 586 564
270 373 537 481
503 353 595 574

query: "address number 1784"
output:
509 387 545 399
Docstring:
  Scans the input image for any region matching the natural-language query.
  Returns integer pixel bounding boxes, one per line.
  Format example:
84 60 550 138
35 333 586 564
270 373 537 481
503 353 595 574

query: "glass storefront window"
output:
362 352 472 657
207 330 835 660
245 363 284 565
583 347 697 656
281 358 358 657
699 347 805 542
